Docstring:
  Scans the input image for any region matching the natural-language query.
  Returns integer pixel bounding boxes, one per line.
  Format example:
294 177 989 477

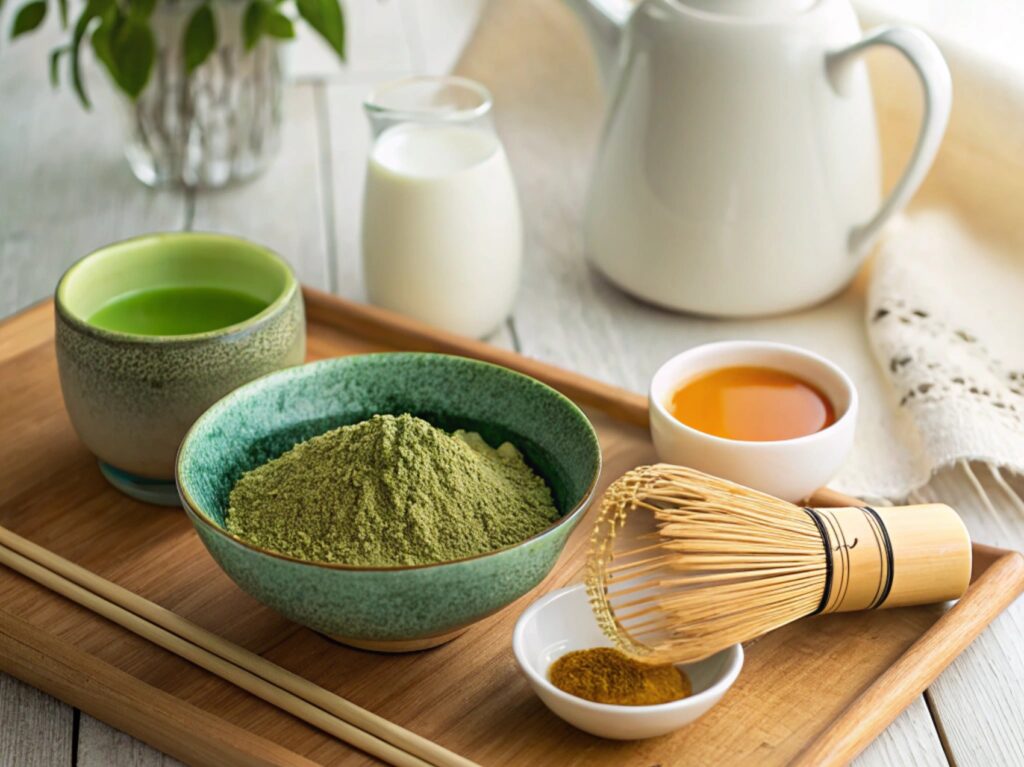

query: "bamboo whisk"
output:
586 465 973 664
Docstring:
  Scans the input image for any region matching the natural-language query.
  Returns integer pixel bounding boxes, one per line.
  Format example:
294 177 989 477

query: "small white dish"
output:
512 583 743 740
649 340 858 502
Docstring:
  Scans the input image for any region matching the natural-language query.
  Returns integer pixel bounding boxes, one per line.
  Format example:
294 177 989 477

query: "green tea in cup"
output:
88 286 270 336
55 233 306 506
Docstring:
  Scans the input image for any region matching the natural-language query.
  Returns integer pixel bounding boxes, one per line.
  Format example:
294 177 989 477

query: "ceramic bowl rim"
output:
55 232 299 345
649 339 858 448
176 352 603 573
513 584 744 714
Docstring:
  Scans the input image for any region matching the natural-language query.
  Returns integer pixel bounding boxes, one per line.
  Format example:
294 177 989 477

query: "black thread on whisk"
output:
862 506 895 609
803 507 833 616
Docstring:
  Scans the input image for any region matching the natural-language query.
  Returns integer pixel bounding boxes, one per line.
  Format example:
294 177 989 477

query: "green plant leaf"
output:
128 0 156 19
243 0 266 50
296 0 344 59
69 0 115 108
57 0 69 28
49 45 69 87
264 9 294 39
11 1 47 38
91 8 138 96
90 16 116 80
184 4 216 72
110 17 155 98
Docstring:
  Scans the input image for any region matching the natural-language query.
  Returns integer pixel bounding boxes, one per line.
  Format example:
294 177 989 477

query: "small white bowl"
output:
649 340 858 502
512 584 743 740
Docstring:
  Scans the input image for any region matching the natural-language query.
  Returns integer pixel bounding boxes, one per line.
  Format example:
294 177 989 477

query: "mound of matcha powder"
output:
225 414 560 566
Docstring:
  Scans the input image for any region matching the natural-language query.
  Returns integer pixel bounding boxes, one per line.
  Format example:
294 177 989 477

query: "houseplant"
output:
8 0 345 187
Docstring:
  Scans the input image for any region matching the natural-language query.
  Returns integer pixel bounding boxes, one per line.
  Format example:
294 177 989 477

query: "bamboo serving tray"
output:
1 287 1023 767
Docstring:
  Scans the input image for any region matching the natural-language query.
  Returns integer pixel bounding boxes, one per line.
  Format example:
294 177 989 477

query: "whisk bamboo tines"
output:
586 465 973 664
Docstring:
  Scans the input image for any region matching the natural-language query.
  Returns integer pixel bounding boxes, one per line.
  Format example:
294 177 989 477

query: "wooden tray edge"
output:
0 611 318 767
794 549 1024 766
4 289 1023 766
302 286 649 428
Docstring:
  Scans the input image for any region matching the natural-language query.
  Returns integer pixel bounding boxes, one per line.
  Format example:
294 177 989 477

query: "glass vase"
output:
122 1 284 189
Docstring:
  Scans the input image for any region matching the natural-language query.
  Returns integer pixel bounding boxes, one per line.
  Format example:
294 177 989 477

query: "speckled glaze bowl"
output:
176 353 602 651
56 233 305 506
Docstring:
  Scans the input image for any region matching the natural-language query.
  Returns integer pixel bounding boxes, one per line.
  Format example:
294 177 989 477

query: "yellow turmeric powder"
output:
548 647 691 706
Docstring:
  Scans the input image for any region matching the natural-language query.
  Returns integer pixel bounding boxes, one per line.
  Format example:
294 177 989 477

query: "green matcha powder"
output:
226 414 560 566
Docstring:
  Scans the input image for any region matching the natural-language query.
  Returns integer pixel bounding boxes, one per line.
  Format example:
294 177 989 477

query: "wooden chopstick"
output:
0 526 479 767
0 540 432 767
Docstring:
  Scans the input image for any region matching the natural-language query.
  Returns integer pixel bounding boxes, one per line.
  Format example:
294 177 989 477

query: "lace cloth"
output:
455 0 1024 499
858 0 1024 493
867 214 1024 493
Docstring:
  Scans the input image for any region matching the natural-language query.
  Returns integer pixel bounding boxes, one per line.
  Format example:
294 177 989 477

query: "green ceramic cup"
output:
176 353 602 651
56 233 306 506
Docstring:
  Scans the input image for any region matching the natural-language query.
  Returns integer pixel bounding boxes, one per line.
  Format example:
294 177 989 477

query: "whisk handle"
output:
813 505 972 614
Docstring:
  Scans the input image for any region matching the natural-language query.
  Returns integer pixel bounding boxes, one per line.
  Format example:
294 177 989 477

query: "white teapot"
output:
566 0 951 316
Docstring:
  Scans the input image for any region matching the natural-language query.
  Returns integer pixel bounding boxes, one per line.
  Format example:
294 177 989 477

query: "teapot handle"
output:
827 27 952 255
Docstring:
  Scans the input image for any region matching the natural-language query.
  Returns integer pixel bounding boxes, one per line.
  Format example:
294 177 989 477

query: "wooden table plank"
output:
0 15 187 319
324 82 385 303
321 0 413 302
189 84 332 291
1 1 1019 766
399 0 488 74
0 674 73 767
855 697 949 767
911 467 1024 767
78 713 185 767
288 0 413 82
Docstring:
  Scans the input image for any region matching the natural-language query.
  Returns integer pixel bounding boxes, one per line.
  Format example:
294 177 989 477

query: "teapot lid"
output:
673 0 817 18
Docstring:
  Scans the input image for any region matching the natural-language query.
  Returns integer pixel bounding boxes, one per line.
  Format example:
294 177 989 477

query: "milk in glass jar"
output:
361 76 522 338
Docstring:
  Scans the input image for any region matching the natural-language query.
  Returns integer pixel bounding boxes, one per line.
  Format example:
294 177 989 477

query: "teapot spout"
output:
563 0 631 88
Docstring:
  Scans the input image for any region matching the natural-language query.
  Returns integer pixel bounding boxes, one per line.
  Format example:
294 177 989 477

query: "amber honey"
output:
670 366 836 442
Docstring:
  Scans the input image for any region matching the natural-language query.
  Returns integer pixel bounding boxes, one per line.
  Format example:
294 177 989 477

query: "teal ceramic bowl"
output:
55 233 305 506
176 353 602 651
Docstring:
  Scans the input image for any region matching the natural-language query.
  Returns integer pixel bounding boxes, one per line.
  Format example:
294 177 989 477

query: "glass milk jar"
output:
361 77 522 338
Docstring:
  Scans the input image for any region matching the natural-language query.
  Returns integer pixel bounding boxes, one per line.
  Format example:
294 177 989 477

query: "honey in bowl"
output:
670 366 836 442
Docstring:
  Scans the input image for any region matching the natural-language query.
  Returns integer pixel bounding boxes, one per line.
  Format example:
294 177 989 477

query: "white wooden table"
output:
1 1 1022 765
